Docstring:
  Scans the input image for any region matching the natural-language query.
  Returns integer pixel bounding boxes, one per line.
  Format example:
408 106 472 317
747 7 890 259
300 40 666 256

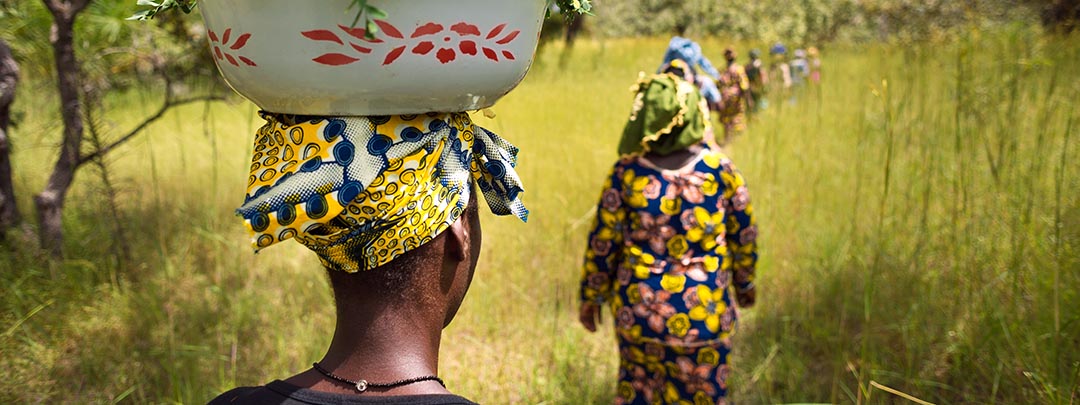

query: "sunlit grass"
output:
2 31 1079 404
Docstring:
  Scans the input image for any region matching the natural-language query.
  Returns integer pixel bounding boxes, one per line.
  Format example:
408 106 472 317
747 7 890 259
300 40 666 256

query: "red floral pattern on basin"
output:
302 20 521 66
209 28 257 67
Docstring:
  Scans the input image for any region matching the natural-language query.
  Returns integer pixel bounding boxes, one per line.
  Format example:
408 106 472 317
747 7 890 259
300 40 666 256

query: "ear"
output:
446 214 469 263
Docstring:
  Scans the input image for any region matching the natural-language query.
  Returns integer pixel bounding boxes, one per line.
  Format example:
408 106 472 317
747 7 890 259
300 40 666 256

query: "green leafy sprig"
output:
127 0 196 21
346 0 387 40
552 0 592 20
131 0 593 31
130 0 383 39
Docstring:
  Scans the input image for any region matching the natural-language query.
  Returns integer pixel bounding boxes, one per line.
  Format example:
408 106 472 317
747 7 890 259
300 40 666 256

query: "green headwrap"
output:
618 72 709 156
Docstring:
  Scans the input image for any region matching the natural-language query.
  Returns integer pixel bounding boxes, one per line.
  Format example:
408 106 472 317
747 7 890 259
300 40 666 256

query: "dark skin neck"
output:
644 143 705 171
283 202 478 397
285 278 450 395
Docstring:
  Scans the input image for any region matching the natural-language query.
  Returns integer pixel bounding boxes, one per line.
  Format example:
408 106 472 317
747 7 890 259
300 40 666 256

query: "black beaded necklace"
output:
311 362 445 393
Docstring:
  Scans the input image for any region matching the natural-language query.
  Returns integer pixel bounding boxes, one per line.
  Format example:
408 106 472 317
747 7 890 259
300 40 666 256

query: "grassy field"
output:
2 30 1079 404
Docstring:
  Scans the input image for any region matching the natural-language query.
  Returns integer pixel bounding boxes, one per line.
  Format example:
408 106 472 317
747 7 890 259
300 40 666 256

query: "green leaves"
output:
127 0 196 21
127 0 384 39
128 0 592 39
551 0 593 21
347 0 388 40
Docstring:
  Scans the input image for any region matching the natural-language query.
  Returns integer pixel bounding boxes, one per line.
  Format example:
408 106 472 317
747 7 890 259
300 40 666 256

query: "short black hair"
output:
326 186 478 305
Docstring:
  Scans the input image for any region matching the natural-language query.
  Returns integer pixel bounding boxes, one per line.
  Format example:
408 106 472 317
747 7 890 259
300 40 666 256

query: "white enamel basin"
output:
199 0 547 115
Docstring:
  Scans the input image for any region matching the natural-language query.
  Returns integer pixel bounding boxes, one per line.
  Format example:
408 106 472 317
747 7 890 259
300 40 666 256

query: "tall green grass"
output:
727 30 1080 403
1 31 1078 403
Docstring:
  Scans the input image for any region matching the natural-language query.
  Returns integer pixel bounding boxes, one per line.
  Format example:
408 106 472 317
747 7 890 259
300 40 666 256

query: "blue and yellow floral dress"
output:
580 144 757 405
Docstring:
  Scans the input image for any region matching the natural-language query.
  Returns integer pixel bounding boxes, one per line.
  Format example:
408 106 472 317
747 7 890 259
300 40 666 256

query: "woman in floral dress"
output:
717 47 750 144
579 71 758 405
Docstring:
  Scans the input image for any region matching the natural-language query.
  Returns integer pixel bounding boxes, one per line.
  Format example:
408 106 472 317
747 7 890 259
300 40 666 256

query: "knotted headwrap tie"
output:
237 112 528 272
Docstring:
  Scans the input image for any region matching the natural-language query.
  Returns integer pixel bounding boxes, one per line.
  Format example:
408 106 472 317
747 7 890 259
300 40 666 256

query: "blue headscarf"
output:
661 36 720 79
659 37 722 106
770 42 787 56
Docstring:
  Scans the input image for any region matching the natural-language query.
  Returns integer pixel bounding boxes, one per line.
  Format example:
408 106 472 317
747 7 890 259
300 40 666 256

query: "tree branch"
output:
70 0 92 14
77 94 225 166
42 0 62 14
42 0 90 20
0 41 17 109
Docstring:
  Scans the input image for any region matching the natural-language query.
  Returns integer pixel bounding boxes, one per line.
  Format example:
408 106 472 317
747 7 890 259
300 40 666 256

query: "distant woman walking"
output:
745 49 768 113
717 47 750 143
660 37 723 112
578 71 759 404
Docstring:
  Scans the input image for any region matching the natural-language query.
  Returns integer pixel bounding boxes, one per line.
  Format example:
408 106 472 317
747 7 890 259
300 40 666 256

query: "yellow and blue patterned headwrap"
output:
238 112 528 272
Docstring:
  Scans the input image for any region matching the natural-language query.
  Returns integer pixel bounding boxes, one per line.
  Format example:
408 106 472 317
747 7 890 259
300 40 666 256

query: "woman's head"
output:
660 58 695 84
327 187 481 329
769 42 786 56
237 112 528 329
618 72 711 157
239 113 525 274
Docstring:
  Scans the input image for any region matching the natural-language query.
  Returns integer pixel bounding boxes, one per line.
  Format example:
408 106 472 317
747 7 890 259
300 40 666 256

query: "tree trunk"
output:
1043 0 1080 32
564 15 585 45
0 39 20 235
36 0 91 257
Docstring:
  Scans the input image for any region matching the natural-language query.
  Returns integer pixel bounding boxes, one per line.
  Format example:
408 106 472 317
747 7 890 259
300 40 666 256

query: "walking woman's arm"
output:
579 165 627 330
720 160 759 307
